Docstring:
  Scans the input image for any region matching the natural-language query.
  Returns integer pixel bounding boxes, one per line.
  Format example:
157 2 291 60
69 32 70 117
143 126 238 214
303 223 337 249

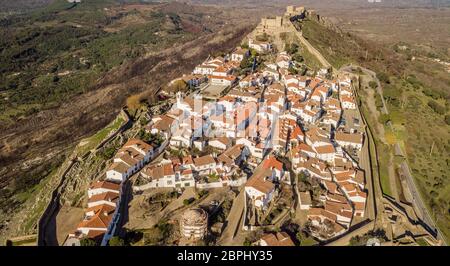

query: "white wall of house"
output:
336 140 362 150
88 188 120 199
227 176 247 187
77 227 107 236
196 181 224 189
208 140 227 150
87 200 117 208
106 170 126 183
300 203 310 210
311 94 322 103
175 179 196 188
239 80 250 88
193 140 205 151
336 214 352 226
194 162 217 175
231 53 244 62
211 77 233 86
342 101 356 109
316 152 335 164
349 195 366 203
245 186 274 209
322 117 339 128
170 136 191 148
193 66 214 75
277 60 291 69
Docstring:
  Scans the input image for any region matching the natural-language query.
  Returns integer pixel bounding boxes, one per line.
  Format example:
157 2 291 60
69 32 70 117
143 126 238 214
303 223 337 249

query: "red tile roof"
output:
260 232 295 246
89 181 120 191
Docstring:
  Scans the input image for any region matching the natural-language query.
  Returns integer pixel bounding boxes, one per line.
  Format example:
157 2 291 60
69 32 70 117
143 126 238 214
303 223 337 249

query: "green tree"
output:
240 56 254 69
286 43 299 55
292 54 304 63
140 117 148 126
349 235 364 246
144 228 163 245
109 236 126 246
297 172 308 182
377 72 390 84
288 66 298 75
80 237 97 246
243 238 253 246
183 197 194 206
378 114 391 125
428 100 446 115
171 79 188 93
296 232 304 244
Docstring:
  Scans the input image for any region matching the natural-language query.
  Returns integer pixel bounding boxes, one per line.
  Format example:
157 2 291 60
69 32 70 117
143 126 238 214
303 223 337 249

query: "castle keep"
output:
256 6 307 35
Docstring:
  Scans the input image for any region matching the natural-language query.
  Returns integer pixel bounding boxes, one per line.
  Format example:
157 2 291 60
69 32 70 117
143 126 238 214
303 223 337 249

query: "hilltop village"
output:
63 6 369 247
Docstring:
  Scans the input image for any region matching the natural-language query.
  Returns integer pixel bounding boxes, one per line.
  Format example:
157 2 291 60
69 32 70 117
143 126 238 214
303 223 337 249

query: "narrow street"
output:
116 179 133 237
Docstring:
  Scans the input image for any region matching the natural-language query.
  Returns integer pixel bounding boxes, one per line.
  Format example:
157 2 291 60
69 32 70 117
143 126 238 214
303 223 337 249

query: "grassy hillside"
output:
300 17 450 242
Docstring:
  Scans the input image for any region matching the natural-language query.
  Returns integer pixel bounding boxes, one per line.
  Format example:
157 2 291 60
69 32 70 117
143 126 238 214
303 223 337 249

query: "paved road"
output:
400 162 446 244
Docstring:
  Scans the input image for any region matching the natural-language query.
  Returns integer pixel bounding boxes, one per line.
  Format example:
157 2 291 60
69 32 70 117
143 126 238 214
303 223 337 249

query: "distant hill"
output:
4 0 448 14
186 0 450 8
0 0 54 12
0 0 163 13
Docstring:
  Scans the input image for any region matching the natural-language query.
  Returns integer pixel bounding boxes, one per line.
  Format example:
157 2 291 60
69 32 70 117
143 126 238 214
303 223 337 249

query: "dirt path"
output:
218 189 245 246
387 156 399 201
365 88 387 142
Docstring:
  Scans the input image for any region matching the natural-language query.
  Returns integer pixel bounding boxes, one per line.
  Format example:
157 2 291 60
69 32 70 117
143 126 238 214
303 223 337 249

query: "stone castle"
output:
257 6 307 35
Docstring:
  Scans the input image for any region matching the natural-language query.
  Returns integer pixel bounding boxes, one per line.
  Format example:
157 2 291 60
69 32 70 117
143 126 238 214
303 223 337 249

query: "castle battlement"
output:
285 6 306 17
256 6 307 35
